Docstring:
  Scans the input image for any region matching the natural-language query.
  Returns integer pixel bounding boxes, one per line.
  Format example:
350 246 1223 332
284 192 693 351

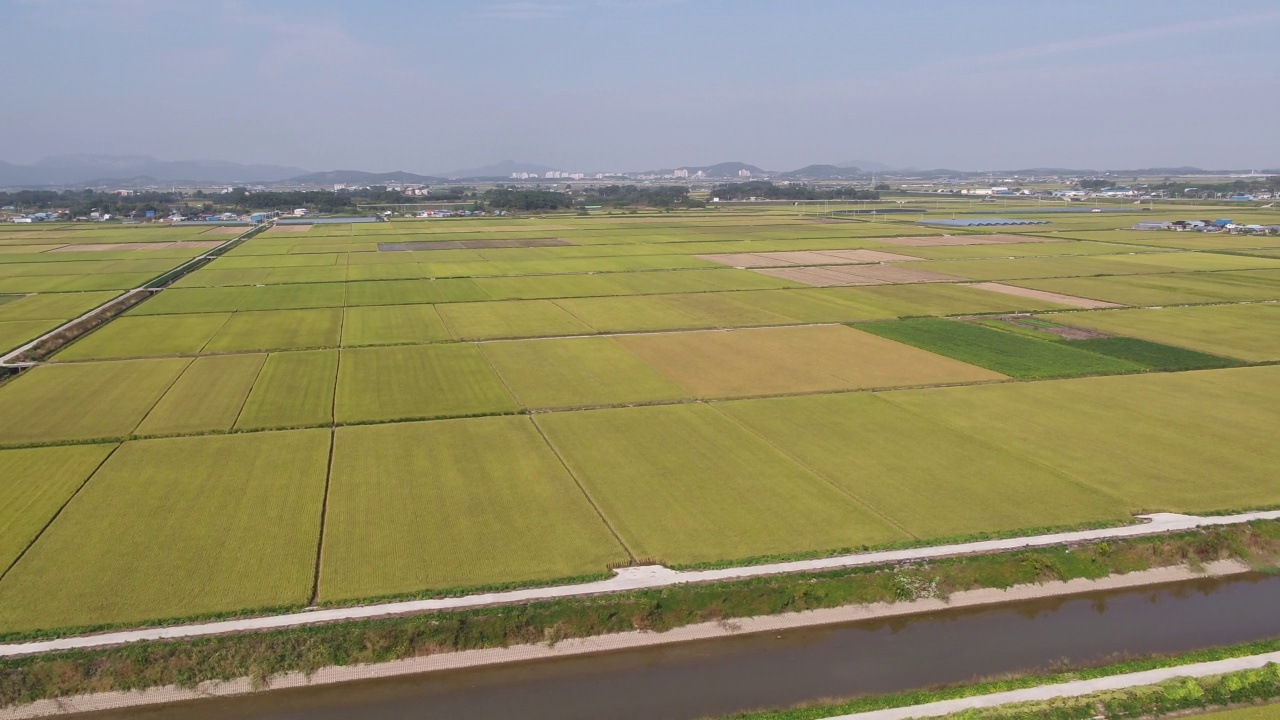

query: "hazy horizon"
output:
3 0 1278 174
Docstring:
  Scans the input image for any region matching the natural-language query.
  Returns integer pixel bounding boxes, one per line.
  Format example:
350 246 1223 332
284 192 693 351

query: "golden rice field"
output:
0 207 1277 635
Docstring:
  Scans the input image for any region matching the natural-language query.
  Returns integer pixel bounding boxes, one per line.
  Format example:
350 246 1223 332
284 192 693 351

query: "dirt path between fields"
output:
2 510 1278 661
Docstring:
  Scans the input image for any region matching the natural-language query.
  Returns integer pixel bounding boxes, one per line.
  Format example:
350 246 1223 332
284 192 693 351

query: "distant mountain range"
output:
0 155 310 186
0 155 1271 189
837 159 896 172
777 164 864 180
287 170 444 185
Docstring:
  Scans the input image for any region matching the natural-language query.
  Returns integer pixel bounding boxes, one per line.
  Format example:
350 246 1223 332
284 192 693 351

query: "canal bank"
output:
8 561 1280 719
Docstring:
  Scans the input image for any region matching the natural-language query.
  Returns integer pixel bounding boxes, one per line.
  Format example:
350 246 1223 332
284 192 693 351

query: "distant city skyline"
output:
2 0 1278 173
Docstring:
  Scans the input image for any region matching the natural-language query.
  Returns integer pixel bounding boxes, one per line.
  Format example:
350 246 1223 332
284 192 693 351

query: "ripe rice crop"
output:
715 393 1129 538
135 354 267 435
0 444 116 574
335 344 518 423
340 304 450 346
0 358 190 444
320 416 629 600
535 404 907 565
0 430 329 633
1063 303 1280 362
616 325 1003 398
436 299 595 340
480 336 691 409
234 350 337 430
880 366 1280 514
202 308 342 353
53 313 231 360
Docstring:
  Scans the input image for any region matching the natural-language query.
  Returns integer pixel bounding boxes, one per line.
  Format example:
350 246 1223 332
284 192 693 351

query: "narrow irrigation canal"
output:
74 573 1280 720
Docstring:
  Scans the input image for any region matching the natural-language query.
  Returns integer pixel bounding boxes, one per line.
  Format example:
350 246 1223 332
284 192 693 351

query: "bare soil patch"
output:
971 282 1124 309
817 249 923 263
263 225 314 233
977 314 1113 340
378 238 571 251
833 264 965 283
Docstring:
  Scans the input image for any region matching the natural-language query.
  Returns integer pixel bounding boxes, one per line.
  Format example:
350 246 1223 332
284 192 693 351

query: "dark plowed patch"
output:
378 238 571 251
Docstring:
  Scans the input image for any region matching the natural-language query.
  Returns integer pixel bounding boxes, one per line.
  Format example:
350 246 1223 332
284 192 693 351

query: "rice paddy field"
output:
0 207 1278 635
0 223 233 355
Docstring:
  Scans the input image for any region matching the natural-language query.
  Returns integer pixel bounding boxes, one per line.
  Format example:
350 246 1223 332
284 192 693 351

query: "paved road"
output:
2 509 1276 658
829 650 1280 719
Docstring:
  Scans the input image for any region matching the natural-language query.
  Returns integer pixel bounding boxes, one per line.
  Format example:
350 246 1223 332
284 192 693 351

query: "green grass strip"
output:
715 656 1280 719
0 521 1277 707
857 318 1144 378
1068 337 1245 372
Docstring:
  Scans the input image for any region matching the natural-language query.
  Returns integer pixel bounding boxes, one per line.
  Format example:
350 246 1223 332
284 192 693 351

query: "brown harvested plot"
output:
828 264 965 283
615 325 1003 398
871 234 1059 247
969 282 1125 309
262 224 313 233
698 249 920 267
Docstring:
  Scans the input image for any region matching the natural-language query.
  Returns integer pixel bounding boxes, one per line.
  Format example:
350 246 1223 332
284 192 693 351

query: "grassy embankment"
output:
1 520 1277 709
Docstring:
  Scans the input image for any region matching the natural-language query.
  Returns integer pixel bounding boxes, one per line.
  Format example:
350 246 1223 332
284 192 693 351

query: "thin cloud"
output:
480 2 570 20
597 0 688 8
950 9 1280 69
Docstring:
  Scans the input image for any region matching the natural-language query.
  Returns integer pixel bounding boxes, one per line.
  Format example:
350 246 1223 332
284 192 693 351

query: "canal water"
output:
74 573 1280 720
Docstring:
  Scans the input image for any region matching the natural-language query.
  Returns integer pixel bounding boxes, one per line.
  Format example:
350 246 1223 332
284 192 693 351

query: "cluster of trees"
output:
579 185 703 209
482 185 707 212
0 189 180 217
481 188 570 211
710 181 880 201
1149 177 1280 198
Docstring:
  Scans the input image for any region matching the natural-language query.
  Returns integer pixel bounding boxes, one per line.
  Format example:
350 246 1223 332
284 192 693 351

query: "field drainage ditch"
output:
52 572 1280 720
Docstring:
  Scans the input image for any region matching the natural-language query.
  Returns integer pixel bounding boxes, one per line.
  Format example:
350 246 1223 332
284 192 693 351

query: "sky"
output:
3 0 1279 173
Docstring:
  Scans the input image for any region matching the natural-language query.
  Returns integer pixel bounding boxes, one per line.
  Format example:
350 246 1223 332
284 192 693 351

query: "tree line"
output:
710 181 880 201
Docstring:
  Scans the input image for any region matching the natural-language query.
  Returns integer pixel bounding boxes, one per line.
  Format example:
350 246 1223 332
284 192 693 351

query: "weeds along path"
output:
1 509 1278 658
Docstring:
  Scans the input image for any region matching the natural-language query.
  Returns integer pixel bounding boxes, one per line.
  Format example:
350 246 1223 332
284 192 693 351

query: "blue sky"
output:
3 0 1278 172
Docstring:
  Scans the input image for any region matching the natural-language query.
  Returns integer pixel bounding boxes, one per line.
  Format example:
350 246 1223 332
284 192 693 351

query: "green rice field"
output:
0 210 1277 634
